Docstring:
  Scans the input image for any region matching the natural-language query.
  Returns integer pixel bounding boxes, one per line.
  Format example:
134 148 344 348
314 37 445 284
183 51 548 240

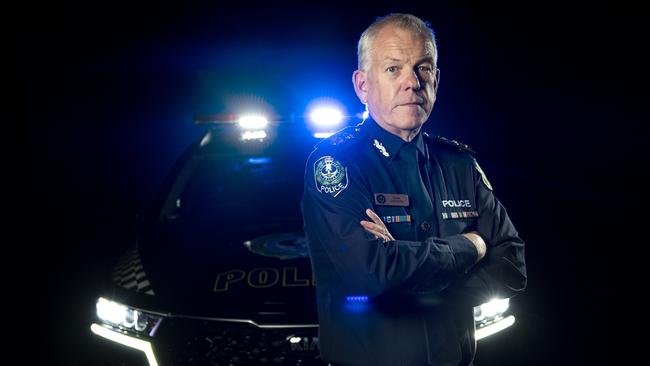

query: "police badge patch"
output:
474 160 493 191
314 156 349 197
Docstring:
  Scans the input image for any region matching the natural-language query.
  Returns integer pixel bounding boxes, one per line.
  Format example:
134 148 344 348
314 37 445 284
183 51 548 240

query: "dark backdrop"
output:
17 1 644 365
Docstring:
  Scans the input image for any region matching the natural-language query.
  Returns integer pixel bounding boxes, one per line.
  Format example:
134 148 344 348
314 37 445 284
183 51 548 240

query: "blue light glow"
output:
310 106 343 127
346 296 368 302
246 157 272 165
305 98 347 135
344 295 369 313
313 132 335 139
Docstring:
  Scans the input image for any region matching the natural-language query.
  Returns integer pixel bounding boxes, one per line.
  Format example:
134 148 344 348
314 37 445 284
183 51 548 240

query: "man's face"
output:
354 25 438 137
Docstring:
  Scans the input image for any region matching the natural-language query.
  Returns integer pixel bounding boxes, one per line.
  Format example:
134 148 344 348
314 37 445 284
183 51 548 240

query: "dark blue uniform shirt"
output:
301 118 527 366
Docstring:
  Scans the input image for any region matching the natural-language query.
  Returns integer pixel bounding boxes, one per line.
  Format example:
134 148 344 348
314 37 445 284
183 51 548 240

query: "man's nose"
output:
403 70 421 91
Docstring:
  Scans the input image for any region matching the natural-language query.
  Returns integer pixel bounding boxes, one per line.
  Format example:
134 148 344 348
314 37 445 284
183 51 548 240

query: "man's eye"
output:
386 66 398 73
418 66 433 72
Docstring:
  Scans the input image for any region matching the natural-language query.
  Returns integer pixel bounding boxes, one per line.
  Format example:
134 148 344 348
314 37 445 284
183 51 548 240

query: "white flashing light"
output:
480 298 509 319
473 306 485 322
475 315 515 340
313 132 335 139
241 130 268 140
96 297 159 334
238 115 269 129
96 297 128 325
289 336 302 344
310 107 343 127
362 109 369 119
91 323 159 366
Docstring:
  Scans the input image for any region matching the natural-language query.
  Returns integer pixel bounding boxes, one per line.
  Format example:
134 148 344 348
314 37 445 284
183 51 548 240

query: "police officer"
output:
301 13 526 366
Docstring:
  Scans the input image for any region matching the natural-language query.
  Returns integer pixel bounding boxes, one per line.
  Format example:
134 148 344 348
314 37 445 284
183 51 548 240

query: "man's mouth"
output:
398 102 424 107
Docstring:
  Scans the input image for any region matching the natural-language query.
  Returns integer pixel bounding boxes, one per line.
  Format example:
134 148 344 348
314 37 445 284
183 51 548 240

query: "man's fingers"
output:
360 219 393 243
362 210 395 243
361 221 388 240
365 209 392 234
360 220 383 235
366 209 384 226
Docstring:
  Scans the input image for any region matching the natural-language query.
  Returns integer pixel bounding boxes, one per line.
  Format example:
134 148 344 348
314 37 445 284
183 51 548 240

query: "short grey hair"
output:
357 13 438 72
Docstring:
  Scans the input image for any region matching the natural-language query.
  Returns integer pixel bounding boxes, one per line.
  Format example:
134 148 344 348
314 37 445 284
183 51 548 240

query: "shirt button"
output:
420 221 431 232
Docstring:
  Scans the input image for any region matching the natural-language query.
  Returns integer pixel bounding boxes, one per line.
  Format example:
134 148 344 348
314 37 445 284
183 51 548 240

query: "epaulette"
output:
318 125 364 148
423 132 476 156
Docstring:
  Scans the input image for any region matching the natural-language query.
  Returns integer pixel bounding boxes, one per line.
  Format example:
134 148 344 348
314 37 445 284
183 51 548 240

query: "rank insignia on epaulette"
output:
328 135 345 146
327 131 356 146
425 134 476 155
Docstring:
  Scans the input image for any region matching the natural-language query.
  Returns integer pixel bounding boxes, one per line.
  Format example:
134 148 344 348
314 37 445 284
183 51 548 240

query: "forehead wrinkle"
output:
374 46 433 68
372 32 433 64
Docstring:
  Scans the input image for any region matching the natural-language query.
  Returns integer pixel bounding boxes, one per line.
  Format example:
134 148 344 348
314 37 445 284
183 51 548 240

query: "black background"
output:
17 1 644 365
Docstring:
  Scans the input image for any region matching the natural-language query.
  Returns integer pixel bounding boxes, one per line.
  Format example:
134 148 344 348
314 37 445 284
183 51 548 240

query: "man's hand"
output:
360 209 394 243
462 231 486 262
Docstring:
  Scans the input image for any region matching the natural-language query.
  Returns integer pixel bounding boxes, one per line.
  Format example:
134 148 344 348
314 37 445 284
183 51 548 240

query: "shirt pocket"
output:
374 206 413 240
438 214 479 237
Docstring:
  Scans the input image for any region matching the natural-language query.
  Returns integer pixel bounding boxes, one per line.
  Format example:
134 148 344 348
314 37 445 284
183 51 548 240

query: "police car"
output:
90 109 517 365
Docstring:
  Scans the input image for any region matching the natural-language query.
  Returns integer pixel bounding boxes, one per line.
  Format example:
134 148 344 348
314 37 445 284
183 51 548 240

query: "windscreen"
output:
161 152 306 236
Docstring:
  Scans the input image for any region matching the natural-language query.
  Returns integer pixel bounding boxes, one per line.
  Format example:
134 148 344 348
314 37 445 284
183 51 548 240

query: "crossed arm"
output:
360 208 487 261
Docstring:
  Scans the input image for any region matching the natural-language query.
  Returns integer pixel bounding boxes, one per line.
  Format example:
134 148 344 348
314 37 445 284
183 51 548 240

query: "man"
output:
301 13 526 366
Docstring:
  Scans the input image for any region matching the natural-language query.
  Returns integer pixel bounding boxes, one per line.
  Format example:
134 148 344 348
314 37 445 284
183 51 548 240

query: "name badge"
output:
374 193 409 207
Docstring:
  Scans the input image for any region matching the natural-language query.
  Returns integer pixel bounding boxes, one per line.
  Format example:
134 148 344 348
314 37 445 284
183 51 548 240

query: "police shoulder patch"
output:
314 155 349 197
474 159 493 191
423 133 476 156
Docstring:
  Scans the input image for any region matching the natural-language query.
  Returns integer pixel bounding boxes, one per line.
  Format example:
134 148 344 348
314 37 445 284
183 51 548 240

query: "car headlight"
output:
473 298 509 322
95 297 162 336
92 297 163 366
473 298 515 340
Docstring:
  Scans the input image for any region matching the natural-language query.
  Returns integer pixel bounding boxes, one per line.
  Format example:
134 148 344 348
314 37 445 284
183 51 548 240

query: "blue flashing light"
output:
346 296 369 302
305 98 347 135
344 295 369 313
310 106 344 127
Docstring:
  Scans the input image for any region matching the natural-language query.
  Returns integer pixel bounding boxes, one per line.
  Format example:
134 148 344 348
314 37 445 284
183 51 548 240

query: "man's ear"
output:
433 68 440 95
352 70 368 104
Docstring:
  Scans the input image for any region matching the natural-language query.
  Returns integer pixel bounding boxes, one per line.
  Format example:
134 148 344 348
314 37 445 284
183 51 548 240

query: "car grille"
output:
153 318 325 365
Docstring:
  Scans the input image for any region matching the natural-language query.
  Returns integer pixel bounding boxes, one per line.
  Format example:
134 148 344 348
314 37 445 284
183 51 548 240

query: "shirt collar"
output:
364 117 427 160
